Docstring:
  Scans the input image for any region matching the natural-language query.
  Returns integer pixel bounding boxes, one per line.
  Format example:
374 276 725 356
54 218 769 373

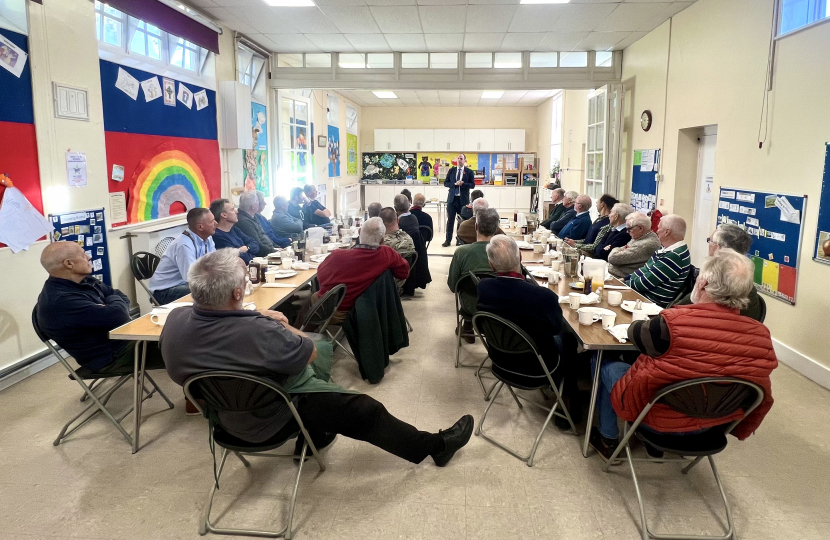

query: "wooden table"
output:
520 248 651 457
109 268 318 453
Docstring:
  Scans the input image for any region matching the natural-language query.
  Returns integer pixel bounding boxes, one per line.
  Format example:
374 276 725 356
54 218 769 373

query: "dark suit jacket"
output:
593 228 631 260
444 167 475 205
399 214 431 290
550 207 577 236
541 203 567 228
411 207 433 231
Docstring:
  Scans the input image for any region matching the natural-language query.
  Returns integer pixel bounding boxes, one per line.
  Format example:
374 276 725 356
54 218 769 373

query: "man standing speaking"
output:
442 153 475 247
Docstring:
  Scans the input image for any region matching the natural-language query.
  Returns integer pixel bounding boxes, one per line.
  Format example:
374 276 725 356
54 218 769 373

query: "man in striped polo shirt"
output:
626 214 690 307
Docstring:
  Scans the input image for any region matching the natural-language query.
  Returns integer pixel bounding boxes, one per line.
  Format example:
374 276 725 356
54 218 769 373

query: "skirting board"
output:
0 349 62 393
772 338 830 390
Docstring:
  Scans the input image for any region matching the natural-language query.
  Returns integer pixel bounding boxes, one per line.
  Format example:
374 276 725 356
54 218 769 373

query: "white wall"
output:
559 90 589 193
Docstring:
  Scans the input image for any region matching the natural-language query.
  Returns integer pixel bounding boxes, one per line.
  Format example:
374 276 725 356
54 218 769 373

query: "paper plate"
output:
516 241 533 250
530 269 553 279
271 270 298 279
620 300 663 316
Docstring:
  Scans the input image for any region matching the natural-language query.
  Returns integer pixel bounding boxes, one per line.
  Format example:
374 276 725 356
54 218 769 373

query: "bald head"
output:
471 197 489 217
41 241 92 281
379 207 399 231
413 193 426 207
574 195 592 213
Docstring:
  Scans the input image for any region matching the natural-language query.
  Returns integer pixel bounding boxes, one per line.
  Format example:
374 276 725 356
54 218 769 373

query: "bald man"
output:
35 242 166 373
556 195 593 241
626 214 691 307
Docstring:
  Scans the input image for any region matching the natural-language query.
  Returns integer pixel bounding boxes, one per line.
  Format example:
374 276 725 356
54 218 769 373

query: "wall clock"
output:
641 110 653 131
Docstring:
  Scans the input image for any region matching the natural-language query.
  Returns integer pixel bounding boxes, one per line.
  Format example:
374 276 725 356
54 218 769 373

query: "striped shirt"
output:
576 222 612 254
626 242 690 307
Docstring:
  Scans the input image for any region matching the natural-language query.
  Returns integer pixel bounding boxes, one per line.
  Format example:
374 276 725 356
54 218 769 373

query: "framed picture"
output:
317 135 327 148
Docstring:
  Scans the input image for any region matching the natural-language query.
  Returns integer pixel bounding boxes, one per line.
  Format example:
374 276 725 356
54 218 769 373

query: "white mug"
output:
601 312 617 330
551 260 561 272
548 271 561 284
533 243 545 254
265 272 276 284
569 293 582 310
281 257 293 270
631 309 649 322
607 291 623 306
543 253 552 265
150 308 171 326
524 234 532 243
312 247 322 255
578 309 597 325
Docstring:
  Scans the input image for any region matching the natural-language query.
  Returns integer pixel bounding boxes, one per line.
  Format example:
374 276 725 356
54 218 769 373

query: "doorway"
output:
690 127 718 266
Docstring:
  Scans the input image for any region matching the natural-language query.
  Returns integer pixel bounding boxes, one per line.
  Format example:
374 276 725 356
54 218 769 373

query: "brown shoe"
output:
589 426 619 462
185 398 200 416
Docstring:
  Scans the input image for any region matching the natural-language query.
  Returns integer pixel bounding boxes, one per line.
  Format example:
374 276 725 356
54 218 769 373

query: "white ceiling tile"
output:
502 90 527 100
596 3 671 32
465 5 518 33
318 7 381 33
365 0 415 4
463 33 505 51
500 32 546 51
438 90 460 104
272 7 340 34
536 31 589 51
188 0 219 7
262 33 321 52
344 34 391 51
316 0 368 5
613 30 647 50
424 34 464 52
507 5 566 33
211 0 265 5
384 33 427 51
577 31 631 50
417 0 465 4
415 90 439 100
467 0 519 4
552 3 619 32
417 5 467 34
304 33 356 52
202 7 266 34
369 6 423 33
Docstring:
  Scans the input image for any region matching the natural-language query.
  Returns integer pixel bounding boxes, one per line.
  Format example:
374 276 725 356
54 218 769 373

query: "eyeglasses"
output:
626 225 641 231
706 237 712 243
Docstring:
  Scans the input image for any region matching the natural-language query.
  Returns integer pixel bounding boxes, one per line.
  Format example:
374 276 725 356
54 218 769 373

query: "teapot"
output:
578 258 608 288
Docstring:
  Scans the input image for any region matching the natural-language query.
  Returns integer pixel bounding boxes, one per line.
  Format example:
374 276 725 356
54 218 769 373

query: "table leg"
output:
132 340 148 454
582 350 603 458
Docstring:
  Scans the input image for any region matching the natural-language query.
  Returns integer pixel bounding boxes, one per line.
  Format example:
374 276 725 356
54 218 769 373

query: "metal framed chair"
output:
602 377 765 540
453 271 499 399
298 283 346 335
183 372 326 539
418 225 433 250
471 312 577 467
32 307 172 448
130 251 161 307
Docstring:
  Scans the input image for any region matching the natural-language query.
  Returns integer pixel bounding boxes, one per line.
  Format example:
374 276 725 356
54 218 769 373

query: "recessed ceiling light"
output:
481 91 505 99
264 0 315 6
519 0 570 4
373 91 398 99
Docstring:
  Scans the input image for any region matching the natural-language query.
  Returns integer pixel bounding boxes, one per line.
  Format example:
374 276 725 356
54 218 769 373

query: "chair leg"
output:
327 328 356 361
625 443 651 540
144 373 175 409
80 378 101 401
681 455 706 475
475 356 495 400
506 385 523 409
454 316 463 368
474 382 503 437
234 452 252 467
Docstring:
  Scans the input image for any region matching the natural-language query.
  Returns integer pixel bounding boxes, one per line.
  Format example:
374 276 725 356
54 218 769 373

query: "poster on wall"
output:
244 102 269 195
328 125 340 177
630 149 660 213
346 133 358 176
363 153 416 181
49 209 111 285
814 143 830 265
0 32 28 78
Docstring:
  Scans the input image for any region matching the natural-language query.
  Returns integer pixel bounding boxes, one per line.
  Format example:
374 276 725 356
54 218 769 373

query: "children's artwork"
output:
66 151 88 188
418 153 480 181
177 83 193 109
0 32 27 78
140 76 162 102
419 156 432 178
328 125 340 177
346 133 358 176
194 90 209 111
815 143 830 265
362 153 417 180
115 67 139 100
111 164 124 182
0 188 52 253
244 102 269 195
162 77 175 106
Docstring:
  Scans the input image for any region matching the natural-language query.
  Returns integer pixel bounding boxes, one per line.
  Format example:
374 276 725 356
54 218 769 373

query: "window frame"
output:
777 0 830 37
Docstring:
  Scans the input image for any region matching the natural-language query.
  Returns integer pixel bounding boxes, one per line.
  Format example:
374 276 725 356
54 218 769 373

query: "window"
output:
779 0 829 35
171 38 200 71
305 53 331 68
339 53 365 69
401 53 428 68
130 21 162 60
346 104 358 135
595 51 612 67
327 93 339 125
430 53 457 69
465 52 492 68
277 53 303 67
560 51 588 68
530 52 557 68
278 92 312 191
494 52 522 68
585 90 606 199
550 92 563 178
95 1 124 47
367 53 393 68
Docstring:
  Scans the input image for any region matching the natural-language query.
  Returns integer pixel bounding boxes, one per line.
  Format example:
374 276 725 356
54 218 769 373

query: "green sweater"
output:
626 242 691 307
447 241 492 291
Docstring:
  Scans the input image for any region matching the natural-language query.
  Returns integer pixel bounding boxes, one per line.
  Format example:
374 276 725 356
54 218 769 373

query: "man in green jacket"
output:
626 214 691 307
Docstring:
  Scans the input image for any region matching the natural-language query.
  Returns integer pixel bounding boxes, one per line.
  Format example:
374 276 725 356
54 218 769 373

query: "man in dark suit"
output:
540 188 566 228
442 153 476 247
549 190 578 236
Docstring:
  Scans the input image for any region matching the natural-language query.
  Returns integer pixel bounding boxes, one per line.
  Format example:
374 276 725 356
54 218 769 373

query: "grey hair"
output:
476 207 500 237
188 248 247 308
486 235 521 273
553 188 565 197
697 248 754 309
471 197 489 216
660 214 687 239
712 223 753 255
393 194 410 213
238 191 259 213
575 195 592 211
626 211 651 229
272 196 289 211
359 217 386 246
611 203 634 222
564 190 579 200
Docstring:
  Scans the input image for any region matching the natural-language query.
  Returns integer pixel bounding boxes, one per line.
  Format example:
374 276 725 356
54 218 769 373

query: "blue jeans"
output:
591 354 631 440
152 283 191 305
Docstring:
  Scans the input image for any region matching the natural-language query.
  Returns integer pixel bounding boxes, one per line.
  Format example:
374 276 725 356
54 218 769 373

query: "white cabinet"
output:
374 129 405 151
464 129 495 152
424 185 442 202
433 129 465 152
404 129 434 152
363 184 381 207
500 187 517 209
493 129 525 152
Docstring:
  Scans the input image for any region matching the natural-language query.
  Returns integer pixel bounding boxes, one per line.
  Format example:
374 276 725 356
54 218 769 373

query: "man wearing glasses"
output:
607 211 661 278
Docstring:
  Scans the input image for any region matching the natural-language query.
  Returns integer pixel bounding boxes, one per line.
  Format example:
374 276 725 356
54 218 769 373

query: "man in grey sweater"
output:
607 211 661 278
270 195 304 240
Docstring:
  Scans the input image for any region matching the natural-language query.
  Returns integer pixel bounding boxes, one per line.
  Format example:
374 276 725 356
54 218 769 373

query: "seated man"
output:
567 194 617 251
456 198 504 245
160 249 473 466
675 223 764 320
395 194 432 296
236 191 277 256
316 217 410 324
287 187 306 226
410 193 434 232
379 206 416 291
591 203 633 260
448 207 501 344
557 195 593 242
366 202 383 219
255 190 292 248
303 184 332 229
210 198 258 265
540 188 566 228
607 212 661 278
270 196 304 241
150 207 216 305
590 248 778 460
459 189 483 222
626 214 691 307
549 191 578 236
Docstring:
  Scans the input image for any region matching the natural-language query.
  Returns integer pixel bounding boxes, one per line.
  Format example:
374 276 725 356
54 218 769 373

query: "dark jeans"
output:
444 198 463 243
273 393 443 464
97 342 166 374
152 284 191 305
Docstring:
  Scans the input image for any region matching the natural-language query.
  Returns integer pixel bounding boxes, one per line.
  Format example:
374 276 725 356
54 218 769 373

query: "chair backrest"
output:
472 311 558 381
402 251 418 270
183 371 293 418
757 294 767 323
155 237 175 257
653 377 765 433
666 264 698 308
131 251 161 281
31 306 50 343
454 270 495 318
419 225 433 245
299 284 346 334
456 214 463 225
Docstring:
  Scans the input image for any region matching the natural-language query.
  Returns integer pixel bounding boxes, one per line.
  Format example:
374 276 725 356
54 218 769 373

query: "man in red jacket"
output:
590 248 778 460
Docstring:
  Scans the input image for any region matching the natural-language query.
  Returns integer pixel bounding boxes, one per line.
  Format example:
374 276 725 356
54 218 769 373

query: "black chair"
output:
130 252 161 306
299 283 346 335
183 372 326 538
32 307 171 447
603 377 765 540
400 252 418 332
757 294 767 323
454 214 465 245
472 312 577 467
418 225 433 250
453 271 497 398
666 265 698 308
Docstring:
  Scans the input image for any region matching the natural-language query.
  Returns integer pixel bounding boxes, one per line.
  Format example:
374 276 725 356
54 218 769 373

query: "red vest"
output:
611 303 778 440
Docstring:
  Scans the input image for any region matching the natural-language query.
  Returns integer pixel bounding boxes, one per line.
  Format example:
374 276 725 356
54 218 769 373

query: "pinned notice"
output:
177 83 193 109
720 190 736 199
115 67 139 100
194 89 209 111
736 192 756 203
0 187 53 253
109 192 127 225
141 76 162 102
640 150 655 172
66 151 88 188
774 196 801 224
718 201 730 210
0 32 28 78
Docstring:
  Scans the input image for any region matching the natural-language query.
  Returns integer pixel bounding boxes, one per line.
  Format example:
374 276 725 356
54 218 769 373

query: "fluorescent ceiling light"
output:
264 0 315 6
481 91 504 99
373 91 398 99
519 0 570 4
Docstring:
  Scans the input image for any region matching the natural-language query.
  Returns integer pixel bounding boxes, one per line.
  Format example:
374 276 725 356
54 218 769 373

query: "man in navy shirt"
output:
557 195 593 241
303 184 332 229
36 241 165 373
210 198 258 264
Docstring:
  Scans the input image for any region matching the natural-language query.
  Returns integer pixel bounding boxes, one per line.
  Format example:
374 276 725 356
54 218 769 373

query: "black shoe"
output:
441 241 451 247
294 432 337 463
455 325 475 344
643 441 665 459
432 415 474 467
588 426 619 462
554 414 572 431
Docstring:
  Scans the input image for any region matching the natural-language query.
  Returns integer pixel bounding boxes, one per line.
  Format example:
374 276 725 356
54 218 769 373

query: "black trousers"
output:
275 393 443 464
97 342 166 374
445 198 463 243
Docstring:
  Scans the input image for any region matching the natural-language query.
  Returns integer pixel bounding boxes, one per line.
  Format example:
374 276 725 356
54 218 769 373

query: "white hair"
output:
360 217 386 246
694 248 754 309
660 214 687 240
611 203 634 222
564 190 579 200
626 211 651 230
188 249 247 308
712 223 753 254
238 191 259 213
486 235 521 273
393 194 411 213
471 197 489 216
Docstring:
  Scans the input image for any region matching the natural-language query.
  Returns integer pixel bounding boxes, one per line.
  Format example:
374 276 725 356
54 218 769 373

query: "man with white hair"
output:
626 214 691 307
549 191 579 236
589 248 778 461
607 211 661 278
160 249 473 466
235 190 276 256
556 194 593 241
456 198 505 245
410 193 433 232
541 188 567 228
316 217 410 323
270 195 304 240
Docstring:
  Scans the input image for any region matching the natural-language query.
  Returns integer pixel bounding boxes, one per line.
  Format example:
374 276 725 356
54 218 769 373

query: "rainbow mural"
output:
129 149 210 223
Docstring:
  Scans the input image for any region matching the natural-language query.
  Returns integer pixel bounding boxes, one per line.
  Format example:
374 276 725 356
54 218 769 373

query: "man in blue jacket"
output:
557 195 593 241
549 190 578 235
442 153 476 247
210 198 258 264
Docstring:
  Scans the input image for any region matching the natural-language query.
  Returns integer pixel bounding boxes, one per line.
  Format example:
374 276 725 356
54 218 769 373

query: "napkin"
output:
603 285 629 290
607 326 628 343
261 283 299 288
558 292 600 304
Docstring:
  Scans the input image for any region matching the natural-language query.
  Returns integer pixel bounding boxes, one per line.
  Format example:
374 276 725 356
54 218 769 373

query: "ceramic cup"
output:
578 309 597 325
150 308 171 326
265 272 276 284
607 291 623 306
547 271 561 284
601 312 617 330
281 257 293 270
312 247 322 255
569 293 582 310
524 234 532 243
543 253 552 265
551 260 561 272
631 309 649 322
533 243 545 254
